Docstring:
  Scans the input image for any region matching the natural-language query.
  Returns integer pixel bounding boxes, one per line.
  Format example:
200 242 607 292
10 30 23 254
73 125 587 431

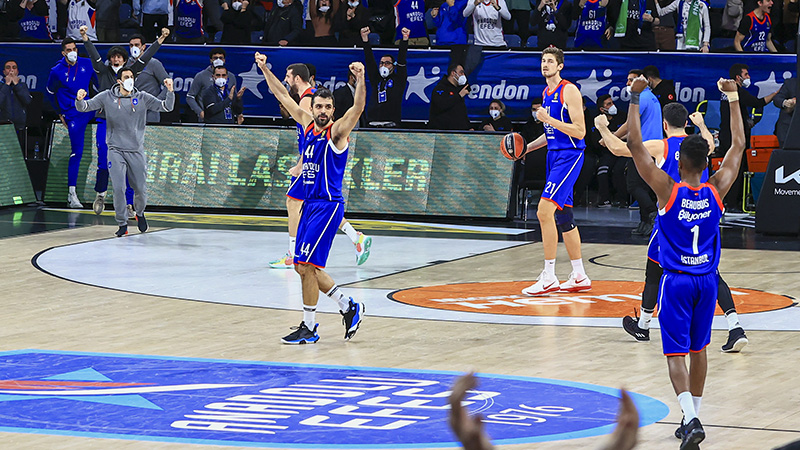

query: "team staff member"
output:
429 63 470 130
75 69 175 237
201 66 245 124
360 26 409 127
0 60 33 146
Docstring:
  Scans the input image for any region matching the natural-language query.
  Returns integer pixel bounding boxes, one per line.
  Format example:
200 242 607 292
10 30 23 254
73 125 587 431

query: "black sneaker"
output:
281 322 320 345
136 213 148 233
631 221 647 236
115 225 128 237
341 298 364 340
721 327 748 353
675 416 686 439
623 313 650 341
680 417 705 450
597 200 612 208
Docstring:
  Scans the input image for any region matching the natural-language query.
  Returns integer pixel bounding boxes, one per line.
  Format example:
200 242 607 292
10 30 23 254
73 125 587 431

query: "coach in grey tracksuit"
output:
75 69 175 234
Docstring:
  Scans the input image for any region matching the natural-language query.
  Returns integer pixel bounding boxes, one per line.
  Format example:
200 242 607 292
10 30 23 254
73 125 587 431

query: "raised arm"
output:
80 26 104 74
688 112 715 155
143 79 175 112
594 114 663 159
709 79 746 198
331 61 366 148
134 28 169 70
75 89 106 112
536 83 585 139
255 52 312 127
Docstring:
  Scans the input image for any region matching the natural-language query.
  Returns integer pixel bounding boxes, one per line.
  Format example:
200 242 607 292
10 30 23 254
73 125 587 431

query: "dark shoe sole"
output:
345 304 365 341
623 316 650 341
680 427 705 450
721 336 748 353
137 215 148 233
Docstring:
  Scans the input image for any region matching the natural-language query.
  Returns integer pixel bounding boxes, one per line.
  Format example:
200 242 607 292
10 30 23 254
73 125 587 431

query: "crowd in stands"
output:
0 0 796 52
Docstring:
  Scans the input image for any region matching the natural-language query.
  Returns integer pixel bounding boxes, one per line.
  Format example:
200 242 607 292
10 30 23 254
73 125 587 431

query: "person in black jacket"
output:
334 0 368 47
221 0 254 43
643 65 676 108
774 77 796 148
606 0 660 50
535 0 573 49
429 62 470 130
360 25 409 127
263 0 302 46
333 68 366 127
0 59 33 146
480 99 513 131
201 66 245 124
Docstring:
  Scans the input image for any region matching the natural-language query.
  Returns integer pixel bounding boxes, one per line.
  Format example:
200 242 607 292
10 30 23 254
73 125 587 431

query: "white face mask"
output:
624 85 632 95
319 5 330 12
457 75 467 86
532 109 540 121
111 65 122 73
130 46 141 58
489 109 501 119
122 78 135 92
607 105 618 115
277 0 286 7
232 1 242 9
379 66 391 78
741 78 751 88
348 1 358 6
215 77 228 87
213 58 224 67
66 51 78 63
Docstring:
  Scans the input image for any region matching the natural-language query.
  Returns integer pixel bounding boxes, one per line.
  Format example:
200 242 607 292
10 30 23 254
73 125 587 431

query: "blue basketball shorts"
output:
286 176 305 201
542 149 584 209
294 200 345 268
647 218 660 265
657 271 719 355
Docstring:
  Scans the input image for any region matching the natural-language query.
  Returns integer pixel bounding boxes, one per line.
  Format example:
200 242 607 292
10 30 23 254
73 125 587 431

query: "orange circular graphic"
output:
389 281 795 317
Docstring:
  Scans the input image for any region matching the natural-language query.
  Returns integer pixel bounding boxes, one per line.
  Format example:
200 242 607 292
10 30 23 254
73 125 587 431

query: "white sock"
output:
678 391 698 422
341 222 359 244
68 186 76 195
288 236 296 258
302 305 316 329
726 312 741 331
570 259 586 276
326 285 350 312
543 259 556 278
638 310 654 330
692 396 702 415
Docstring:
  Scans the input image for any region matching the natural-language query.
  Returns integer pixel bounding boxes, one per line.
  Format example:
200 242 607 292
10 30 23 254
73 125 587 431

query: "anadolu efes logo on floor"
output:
0 350 668 448
389 281 796 317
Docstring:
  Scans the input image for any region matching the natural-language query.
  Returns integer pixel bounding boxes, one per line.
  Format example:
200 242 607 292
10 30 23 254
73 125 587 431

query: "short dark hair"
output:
531 97 543 106
117 67 135 80
305 63 316 78
129 34 145 45
679 134 709 172
729 63 749 79
380 54 395 64
628 69 644 77
447 62 462 77
107 46 128 60
311 87 335 107
663 102 688 129
643 65 660 79
209 47 226 59
213 65 228 75
597 94 612 106
542 46 564 65
3 59 18 69
287 63 310 82
61 37 77 51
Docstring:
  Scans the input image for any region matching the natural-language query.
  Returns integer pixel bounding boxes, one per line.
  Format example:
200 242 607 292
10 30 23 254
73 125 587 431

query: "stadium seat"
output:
430 34 437 45
505 34 521 47
468 34 475 44
526 35 538 48
700 100 721 130
368 33 380 45
251 30 263 44
711 37 734 51
751 104 780 136
786 39 797 52
708 0 726 8
213 31 222 43
567 36 575 49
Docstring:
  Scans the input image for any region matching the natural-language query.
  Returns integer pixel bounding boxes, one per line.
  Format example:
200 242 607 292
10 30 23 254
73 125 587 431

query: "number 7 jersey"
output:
301 122 348 203
657 182 724 275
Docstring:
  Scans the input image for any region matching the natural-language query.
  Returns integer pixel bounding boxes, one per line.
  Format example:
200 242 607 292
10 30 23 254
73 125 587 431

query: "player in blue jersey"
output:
627 75 745 450
519 47 590 296
257 52 366 345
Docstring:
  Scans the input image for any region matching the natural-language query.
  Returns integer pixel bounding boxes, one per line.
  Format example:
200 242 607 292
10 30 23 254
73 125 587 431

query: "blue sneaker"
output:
281 322 320 345
341 299 364 340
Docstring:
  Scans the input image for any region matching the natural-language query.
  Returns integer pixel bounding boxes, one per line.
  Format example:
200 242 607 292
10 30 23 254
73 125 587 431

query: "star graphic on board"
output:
753 71 790 99
405 67 441 103
239 62 268 99
576 69 614 104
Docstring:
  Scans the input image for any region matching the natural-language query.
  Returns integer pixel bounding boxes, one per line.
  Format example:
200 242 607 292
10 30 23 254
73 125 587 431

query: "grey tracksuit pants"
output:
109 148 147 226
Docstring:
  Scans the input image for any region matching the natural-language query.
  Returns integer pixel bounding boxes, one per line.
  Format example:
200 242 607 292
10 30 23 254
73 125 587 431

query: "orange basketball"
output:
500 132 526 161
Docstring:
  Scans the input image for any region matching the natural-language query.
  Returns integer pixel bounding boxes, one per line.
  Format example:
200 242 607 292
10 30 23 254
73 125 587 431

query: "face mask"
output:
232 1 242 9
277 0 285 7
348 1 358 6
741 78 751 88
213 58 224 67
111 65 122 73
122 78 135 91
607 105 618 115
457 75 467 86
66 51 78 63
624 85 632 95
379 66 391 78
215 77 228 87
532 110 540 122
319 5 330 12
489 110 501 119
130 46 141 58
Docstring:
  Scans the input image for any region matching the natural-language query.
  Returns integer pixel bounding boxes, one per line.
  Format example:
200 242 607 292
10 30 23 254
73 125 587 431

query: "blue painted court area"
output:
0 350 669 448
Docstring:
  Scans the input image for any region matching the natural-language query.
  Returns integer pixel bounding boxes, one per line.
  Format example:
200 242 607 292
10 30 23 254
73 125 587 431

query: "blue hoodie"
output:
46 56 96 119
433 0 468 45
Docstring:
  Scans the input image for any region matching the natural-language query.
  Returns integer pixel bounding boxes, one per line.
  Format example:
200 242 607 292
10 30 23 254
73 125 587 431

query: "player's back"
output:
301 123 348 202
659 136 710 184
542 80 586 151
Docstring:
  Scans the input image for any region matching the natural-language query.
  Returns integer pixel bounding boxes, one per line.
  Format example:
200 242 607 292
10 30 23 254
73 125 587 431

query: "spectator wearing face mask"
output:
263 0 303 46
64 0 98 41
174 0 206 43
187 48 236 122
590 94 628 207
361 25 409 127
334 0 368 47
221 0 254 43
480 99 513 131
309 0 339 45
429 62 471 130
201 65 245 124
16 0 53 41
128 33 171 124
431 0 469 46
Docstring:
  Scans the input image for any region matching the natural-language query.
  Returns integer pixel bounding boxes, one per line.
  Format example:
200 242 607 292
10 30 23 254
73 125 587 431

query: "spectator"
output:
135 0 170 42
63 0 97 40
516 98 548 208
591 94 628 207
774 77 796 148
464 0 511 48
657 0 710 51
129 33 171 123
0 59 33 145
365 0 395 43
429 62 470 130
0 0 25 40
722 0 745 34
201 66 245 124
187 48 237 122
735 0 778 51
607 0 660 50
361 25 409 127
504 0 532 43
643 65 676 107
519 97 545 143
431 0 469 46
720 63 779 210
95 0 120 41
535 0 573 49
305 62 323 88
204 0 224 40
17 0 53 41
333 68 366 126
309 0 339 45
480 99 514 131
263 0 302 46
394 0 429 45
221 0 254 43
174 0 206 43
652 0 676 50
574 0 609 49
333 0 368 47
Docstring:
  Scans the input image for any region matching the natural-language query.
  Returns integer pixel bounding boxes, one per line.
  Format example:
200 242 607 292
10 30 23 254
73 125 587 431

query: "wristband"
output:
725 92 739 102
630 91 640 105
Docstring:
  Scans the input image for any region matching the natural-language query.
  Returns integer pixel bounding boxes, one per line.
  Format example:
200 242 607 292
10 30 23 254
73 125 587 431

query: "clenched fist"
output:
76 89 87 101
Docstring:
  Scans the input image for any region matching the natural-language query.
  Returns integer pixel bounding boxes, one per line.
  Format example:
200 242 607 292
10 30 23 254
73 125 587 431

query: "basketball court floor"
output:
0 206 798 449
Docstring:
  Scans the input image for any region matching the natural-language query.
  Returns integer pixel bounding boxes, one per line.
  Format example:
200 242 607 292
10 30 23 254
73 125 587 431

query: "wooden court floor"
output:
0 213 798 450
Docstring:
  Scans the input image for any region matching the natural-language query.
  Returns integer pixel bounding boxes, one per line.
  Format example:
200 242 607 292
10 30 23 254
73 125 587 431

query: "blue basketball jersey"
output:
658 135 708 183
175 0 204 39
542 80 586 150
19 8 52 41
575 0 606 48
658 182 723 275
301 123 348 202
741 12 771 52
295 86 316 155
394 0 427 41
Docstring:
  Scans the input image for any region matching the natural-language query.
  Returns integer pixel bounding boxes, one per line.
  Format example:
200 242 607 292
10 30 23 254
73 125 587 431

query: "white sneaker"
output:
127 204 136 219
559 272 592 293
522 270 560 296
93 192 106 215
354 232 372 265
67 192 83 208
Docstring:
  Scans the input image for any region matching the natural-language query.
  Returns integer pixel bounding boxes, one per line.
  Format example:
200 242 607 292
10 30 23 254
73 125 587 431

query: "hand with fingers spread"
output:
449 373 495 450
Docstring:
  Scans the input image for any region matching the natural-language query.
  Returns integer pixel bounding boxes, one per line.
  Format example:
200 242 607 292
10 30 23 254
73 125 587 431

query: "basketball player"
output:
626 75 745 450
256 52 365 344
75 69 175 237
520 47 590 296
269 63 372 269
595 106 749 352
